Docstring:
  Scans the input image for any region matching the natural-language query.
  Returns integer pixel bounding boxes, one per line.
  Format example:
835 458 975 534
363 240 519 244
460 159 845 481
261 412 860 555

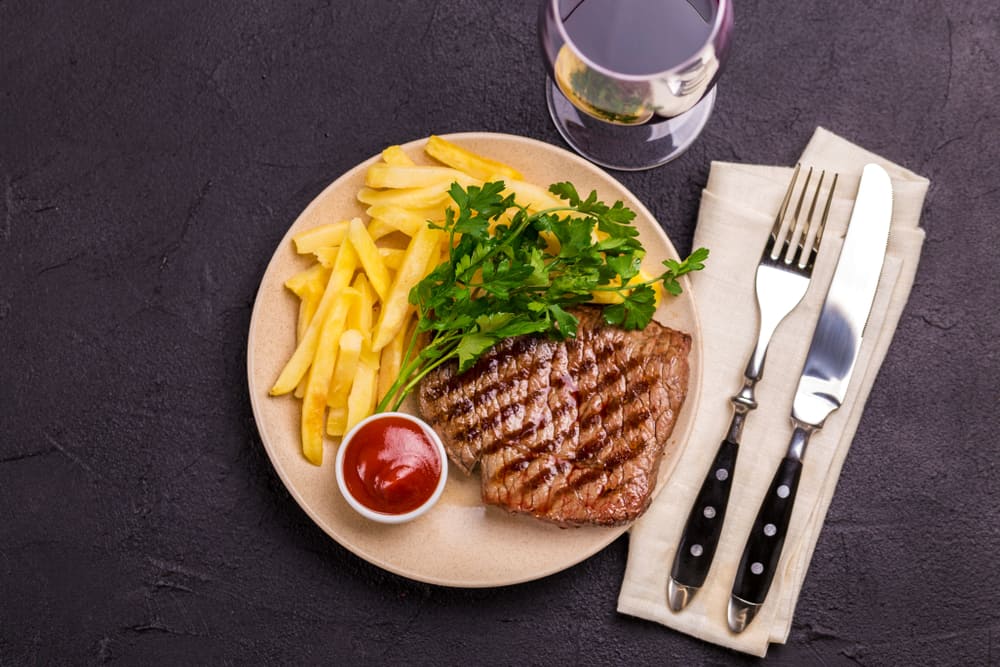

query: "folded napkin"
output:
617 127 929 656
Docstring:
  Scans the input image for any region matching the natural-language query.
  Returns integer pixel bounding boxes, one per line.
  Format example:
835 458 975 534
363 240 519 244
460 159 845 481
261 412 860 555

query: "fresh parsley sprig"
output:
375 180 708 412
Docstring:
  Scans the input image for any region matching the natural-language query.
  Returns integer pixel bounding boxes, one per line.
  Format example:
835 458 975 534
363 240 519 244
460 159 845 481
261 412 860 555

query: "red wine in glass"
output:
539 0 734 169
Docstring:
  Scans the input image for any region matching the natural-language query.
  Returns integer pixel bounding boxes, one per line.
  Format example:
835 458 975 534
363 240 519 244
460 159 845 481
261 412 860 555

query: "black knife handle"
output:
732 455 803 605
670 437 739 588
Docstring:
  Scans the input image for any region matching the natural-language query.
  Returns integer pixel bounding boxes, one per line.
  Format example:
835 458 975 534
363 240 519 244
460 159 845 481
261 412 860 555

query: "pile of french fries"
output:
269 135 660 466
270 136 530 465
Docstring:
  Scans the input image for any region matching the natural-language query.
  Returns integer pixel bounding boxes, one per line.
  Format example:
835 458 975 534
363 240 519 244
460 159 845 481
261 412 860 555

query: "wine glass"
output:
538 0 734 171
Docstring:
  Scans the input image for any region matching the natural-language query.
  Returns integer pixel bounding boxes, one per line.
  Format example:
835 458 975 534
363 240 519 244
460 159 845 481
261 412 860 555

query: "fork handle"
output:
670 436 739 590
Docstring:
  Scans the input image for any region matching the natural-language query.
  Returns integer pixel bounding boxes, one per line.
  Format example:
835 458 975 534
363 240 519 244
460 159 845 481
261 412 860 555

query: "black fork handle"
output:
670 437 739 588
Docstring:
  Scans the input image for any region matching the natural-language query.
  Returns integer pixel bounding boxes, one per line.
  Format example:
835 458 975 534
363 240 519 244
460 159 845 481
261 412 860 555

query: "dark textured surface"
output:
1 1 998 664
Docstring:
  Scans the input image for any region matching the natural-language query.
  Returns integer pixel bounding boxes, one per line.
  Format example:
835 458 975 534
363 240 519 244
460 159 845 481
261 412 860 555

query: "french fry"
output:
366 219 401 241
367 204 450 225
425 134 523 181
294 366 311 400
300 288 358 465
379 247 406 271
365 164 474 190
327 328 363 409
357 185 450 209
296 289 321 345
588 269 663 307
313 246 339 268
381 145 415 166
366 204 432 237
429 238 448 274
287 258 329 402
347 217 392 302
284 263 330 298
327 273 376 412
497 176 564 213
293 281 323 399
270 240 358 395
346 350 380 432
285 263 328 343
326 407 348 437
589 286 621 305
370 226 441 352
649 272 664 308
293 221 349 254
348 273 375 336
378 312 414 402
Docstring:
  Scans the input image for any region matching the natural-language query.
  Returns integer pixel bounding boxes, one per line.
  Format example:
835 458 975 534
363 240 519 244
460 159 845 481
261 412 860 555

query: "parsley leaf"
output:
604 284 657 330
549 181 581 207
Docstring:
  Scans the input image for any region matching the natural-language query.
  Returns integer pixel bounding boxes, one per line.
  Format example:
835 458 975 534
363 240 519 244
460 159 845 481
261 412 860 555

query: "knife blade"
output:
727 163 893 633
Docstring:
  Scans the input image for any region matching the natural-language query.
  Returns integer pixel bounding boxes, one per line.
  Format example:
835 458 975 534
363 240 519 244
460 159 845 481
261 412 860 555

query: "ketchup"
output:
342 416 442 515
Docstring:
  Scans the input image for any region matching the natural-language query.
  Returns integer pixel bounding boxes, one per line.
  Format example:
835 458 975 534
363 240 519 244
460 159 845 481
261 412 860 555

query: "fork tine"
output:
783 167 826 264
804 171 826 227
798 172 839 269
785 170 826 269
793 170 824 268
766 163 801 259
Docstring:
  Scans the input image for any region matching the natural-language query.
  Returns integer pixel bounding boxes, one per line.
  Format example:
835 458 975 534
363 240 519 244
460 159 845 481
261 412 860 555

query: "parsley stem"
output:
377 329 463 413
389 341 461 411
587 266 675 292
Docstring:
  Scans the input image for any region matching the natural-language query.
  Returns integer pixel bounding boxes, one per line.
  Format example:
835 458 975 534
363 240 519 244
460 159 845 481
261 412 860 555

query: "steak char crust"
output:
418 306 691 526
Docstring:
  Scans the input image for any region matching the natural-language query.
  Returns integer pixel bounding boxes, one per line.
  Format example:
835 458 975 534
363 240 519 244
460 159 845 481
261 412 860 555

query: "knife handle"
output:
670 437 739 588
731 455 803 605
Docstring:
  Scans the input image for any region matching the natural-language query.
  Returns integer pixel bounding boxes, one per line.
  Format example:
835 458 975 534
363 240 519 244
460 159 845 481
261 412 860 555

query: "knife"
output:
727 163 893 633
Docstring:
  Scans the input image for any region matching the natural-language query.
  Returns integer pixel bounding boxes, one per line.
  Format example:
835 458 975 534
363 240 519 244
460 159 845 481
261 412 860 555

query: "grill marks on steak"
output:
418 306 691 526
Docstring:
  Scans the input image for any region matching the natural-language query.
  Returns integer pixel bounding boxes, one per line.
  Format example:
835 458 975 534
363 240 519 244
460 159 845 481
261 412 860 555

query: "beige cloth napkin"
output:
617 127 929 657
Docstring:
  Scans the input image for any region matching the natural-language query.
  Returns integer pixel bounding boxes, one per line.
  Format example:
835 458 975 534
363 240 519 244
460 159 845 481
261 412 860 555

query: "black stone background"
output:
2 1 998 665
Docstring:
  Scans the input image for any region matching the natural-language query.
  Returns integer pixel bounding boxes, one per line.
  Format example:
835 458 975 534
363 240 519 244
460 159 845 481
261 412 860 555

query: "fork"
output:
667 164 838 612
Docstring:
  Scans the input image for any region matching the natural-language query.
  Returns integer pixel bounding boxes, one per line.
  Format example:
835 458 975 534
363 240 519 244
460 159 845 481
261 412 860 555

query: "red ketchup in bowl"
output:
341 415 442 515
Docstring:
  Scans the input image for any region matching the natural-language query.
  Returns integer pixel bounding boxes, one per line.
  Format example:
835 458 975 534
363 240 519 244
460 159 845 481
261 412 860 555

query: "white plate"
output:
247 132 702 587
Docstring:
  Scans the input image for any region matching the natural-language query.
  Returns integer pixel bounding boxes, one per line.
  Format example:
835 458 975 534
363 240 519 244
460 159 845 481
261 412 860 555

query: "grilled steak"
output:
418 306 691 526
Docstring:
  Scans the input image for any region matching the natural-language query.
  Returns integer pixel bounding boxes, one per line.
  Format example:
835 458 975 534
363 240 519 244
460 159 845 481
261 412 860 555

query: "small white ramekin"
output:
335 412 448 524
